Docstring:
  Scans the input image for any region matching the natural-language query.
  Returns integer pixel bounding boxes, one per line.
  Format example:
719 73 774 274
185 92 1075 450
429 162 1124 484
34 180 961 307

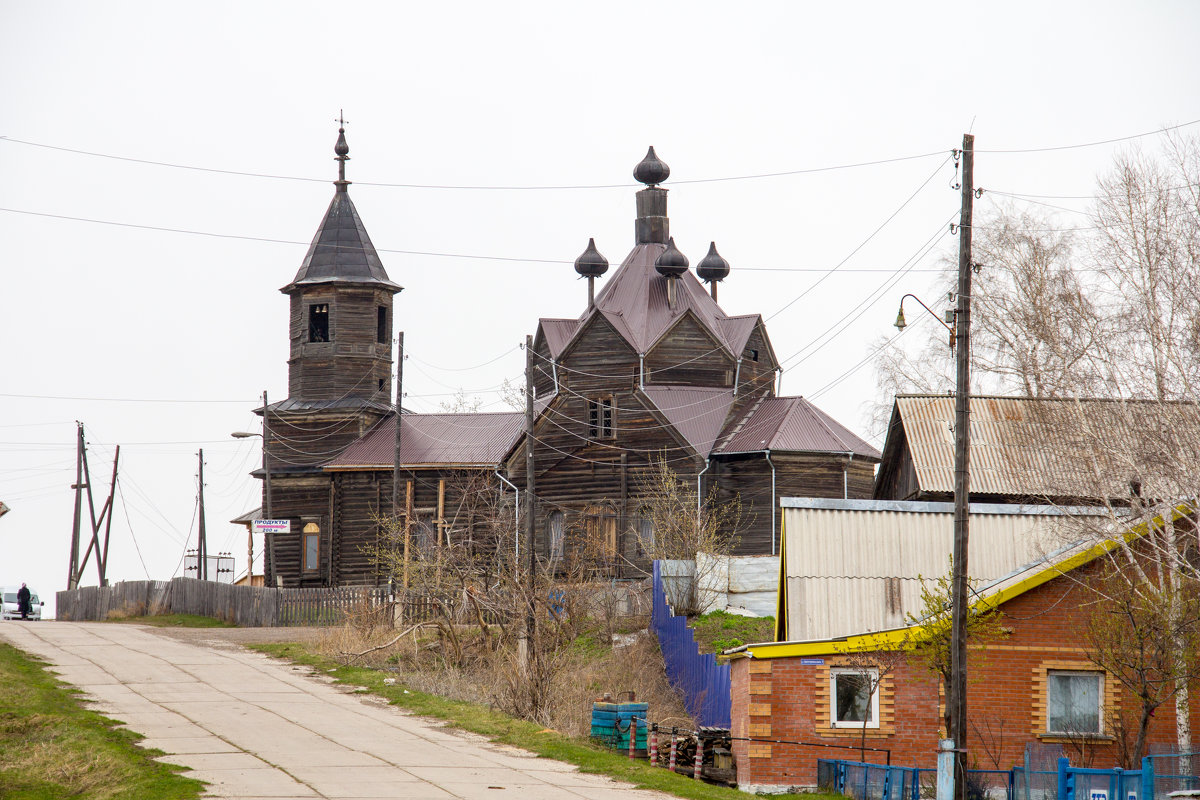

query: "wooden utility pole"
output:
68 423 85 589
391 332 408 588
198 449 208 581
522 335 537 669
949 132 975 800
67 423 120 589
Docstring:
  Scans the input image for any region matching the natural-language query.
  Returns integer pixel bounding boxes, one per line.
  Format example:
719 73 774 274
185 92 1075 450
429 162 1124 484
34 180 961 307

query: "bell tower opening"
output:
308 304 330 342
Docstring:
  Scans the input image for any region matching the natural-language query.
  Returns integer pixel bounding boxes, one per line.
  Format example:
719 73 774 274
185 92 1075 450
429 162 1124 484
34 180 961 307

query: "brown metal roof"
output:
640 386 736 457
282 188 401 293
889 394 1200 498
717 396 881 459
544 243 752 359
326 410 525 469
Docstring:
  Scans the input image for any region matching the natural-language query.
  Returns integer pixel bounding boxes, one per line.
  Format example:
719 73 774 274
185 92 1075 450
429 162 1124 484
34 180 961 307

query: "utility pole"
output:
68 423 85 590
522 335 537 670
392 331 407 592
198 449 208 581
262 390 273 585
949 132 975 800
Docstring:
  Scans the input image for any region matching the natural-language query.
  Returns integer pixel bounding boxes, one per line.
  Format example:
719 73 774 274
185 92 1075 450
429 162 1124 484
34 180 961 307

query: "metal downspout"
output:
764 450 776 555
696 458 712 522
639 354 645 390
551 359 559 394
844 452 853 499
495 470 519 563
733 358 742 397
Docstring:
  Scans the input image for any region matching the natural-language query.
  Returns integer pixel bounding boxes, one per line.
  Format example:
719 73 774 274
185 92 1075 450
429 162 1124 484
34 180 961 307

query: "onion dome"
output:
696 241 730 283
655 237 689 277
334 126 349 158
633 146 670 186
574 238 609 278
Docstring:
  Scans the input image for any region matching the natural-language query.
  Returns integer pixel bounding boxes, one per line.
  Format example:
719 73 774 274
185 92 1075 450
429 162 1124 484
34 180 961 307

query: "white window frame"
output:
830 667 879 729
1046 669 1103 736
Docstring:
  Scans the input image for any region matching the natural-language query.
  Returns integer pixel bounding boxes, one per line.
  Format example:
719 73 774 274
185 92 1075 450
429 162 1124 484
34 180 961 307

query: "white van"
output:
1 586 43 621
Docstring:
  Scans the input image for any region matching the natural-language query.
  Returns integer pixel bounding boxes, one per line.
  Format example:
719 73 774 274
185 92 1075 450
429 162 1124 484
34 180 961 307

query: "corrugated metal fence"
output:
651 560 731 728
56 578 444 628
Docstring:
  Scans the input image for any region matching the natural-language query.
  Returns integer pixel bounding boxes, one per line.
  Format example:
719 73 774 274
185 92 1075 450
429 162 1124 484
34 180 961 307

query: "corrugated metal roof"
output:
718 396 881 459
779 499 1109 641
540 319 581 359
891 395 1200 498
326 410 525 468
282 188 401 293
640 386 735 456
265 397 394 414
545 243 748 358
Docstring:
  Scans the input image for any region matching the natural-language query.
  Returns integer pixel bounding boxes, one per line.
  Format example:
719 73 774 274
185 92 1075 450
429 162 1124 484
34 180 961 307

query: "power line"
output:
973 118 1200 154
0 135 950 190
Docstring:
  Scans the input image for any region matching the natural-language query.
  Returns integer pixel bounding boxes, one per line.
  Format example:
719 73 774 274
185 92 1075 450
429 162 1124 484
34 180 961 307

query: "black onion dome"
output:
574 237 609 278
655 237 689 277
697 241 730 283
633 146 670 186
334 127 349 157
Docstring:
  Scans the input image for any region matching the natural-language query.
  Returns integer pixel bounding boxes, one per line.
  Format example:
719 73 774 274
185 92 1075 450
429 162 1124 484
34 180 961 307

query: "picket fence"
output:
56 578 446 628
651 560 732 728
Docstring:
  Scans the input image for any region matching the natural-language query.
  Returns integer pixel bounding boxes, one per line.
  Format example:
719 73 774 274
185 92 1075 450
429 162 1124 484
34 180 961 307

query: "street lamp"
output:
895 293 955 347
232 390 272 585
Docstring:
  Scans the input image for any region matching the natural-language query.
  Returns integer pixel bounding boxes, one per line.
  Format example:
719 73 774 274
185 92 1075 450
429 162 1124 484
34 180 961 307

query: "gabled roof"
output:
716 396 881 459
325 410 525 469
877 394 1200 500
639 386 736 457
282 189 401 293
541 243 752 359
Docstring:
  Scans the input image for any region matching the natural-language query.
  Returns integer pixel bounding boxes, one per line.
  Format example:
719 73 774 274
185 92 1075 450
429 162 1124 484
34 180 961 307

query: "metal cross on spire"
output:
333 109 350 186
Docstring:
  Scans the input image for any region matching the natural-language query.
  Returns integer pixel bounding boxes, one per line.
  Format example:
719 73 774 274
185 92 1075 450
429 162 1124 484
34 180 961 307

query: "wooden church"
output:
255 132 880 588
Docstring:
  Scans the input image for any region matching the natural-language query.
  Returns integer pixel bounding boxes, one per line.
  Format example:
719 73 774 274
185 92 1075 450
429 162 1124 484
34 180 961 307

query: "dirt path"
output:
0 621 668 800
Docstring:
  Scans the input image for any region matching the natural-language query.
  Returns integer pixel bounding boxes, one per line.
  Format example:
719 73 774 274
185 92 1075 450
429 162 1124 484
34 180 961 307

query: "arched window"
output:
637 507 654 556
302 522 321 572
547 511 565 564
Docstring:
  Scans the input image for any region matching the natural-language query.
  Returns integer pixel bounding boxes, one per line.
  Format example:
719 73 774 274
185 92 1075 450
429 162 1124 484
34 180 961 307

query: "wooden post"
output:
198 449 208 581
949 132 975 800
403 480 413 589
392 332 404 517
522 335 537 670
437 479 446 549
68 423 85 590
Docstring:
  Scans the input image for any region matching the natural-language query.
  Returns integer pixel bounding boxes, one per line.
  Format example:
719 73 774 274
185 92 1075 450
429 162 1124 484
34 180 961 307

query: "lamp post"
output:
232 390 272 585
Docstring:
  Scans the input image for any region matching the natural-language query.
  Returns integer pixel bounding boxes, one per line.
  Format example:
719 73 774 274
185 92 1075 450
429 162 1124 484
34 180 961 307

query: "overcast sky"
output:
3 1 1198 615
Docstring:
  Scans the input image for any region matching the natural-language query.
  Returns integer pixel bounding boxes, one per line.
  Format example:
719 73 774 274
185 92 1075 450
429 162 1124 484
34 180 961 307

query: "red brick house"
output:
727 537 1200 793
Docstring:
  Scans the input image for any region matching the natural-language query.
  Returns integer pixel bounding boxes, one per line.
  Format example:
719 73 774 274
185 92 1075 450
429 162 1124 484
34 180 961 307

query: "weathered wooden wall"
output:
287 285 394 402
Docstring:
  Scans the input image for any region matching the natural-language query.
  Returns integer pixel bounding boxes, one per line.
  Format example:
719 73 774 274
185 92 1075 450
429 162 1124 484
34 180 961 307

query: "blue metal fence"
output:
651 560 732 728
818 754 1200 800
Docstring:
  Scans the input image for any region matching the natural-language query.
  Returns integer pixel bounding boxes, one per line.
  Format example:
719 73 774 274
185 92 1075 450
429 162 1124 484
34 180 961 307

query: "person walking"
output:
16 583 31 620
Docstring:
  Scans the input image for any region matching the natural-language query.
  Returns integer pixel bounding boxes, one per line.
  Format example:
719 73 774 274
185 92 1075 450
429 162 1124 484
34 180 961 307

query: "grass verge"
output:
108 613 234 628
251 642 829 800
0 642 205 800
689 610 776 654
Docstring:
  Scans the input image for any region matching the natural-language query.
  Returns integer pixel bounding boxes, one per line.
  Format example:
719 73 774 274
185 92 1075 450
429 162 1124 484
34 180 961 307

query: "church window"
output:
377 306 388 344
749 348 759 362
587 397 615 439
378 379 386 392
308 304 330 342
547 511 564 564
302 522 321 571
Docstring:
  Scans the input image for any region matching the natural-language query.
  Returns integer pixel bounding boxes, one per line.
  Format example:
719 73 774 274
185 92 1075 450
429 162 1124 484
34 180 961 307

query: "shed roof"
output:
326 410 525 469
878 394 1200 500
717 396 881 459
639 386 736 457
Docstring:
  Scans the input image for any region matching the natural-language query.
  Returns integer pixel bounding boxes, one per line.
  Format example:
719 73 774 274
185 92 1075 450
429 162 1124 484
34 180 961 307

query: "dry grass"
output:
316 619 693 738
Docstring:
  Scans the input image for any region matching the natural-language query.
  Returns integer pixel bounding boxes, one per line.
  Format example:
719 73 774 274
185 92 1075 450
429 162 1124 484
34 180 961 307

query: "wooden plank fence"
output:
56 578 472 628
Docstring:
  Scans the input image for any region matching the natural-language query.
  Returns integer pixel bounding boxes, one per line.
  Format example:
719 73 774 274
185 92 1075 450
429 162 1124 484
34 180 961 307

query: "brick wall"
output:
731 562 1200 790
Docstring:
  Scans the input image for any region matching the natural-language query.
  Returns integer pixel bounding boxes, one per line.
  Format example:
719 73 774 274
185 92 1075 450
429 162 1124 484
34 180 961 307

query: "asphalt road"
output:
0 621 670 800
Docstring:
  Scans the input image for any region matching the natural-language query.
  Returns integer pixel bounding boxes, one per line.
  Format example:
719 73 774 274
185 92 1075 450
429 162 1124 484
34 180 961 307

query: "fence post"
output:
649 723 658 766
628 719 636 760
1141 756 1153 800
668 728 677 772
1058 757 1071 800
693 731 703 779
1111 767 1122 800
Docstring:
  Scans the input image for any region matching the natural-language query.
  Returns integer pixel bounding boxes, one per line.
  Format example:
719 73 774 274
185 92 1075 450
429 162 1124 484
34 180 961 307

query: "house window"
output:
302 522 321 571
588 397 615 439
748 348 759 362
308 304 330 342
376 306 388 344
830 668 879 728
547 511 564 564
637 507 654 555
1047 671 1102 735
